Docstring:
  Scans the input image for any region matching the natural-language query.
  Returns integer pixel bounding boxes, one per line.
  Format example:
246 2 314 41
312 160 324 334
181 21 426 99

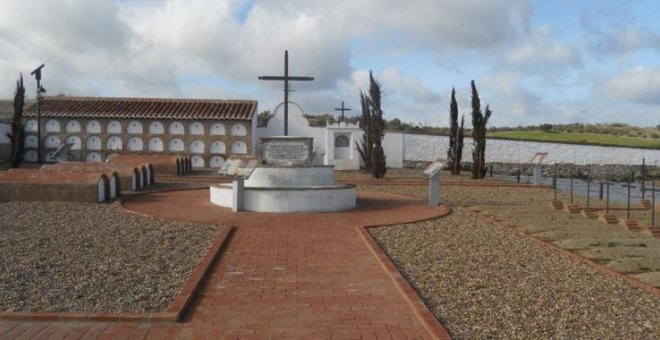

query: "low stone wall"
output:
402 160 660 180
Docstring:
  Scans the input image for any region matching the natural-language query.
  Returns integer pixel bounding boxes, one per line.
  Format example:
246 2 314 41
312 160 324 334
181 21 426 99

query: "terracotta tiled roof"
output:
24 96 257 121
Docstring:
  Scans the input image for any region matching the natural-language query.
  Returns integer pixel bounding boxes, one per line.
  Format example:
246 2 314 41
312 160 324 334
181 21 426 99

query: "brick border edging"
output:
0 225 235 323
358 204 453 340
464 207 660 298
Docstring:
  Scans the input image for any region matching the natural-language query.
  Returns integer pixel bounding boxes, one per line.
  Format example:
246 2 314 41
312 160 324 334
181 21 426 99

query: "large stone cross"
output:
258 50 314 136
334 101 351 121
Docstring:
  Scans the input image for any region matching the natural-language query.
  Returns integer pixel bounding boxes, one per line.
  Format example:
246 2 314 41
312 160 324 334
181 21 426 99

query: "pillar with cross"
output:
258 50 314 136
334 101 351 122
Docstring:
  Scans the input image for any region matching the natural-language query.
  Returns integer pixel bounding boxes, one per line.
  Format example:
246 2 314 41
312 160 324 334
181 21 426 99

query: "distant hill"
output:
490 123 660 140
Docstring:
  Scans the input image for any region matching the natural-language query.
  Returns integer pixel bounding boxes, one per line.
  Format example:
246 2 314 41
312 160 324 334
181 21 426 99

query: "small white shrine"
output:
324 122 362 170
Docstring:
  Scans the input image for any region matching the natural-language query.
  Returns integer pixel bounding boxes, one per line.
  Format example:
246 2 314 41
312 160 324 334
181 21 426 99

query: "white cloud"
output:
581 10 660 56
596 66 660 105
480 72 545 121
505 25 582 73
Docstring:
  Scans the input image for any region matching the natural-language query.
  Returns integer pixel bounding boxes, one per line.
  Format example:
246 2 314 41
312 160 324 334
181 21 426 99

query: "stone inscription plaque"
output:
260 137 313 166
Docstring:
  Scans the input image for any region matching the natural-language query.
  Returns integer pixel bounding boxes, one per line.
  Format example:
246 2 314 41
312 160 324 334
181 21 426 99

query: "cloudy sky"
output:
1 0 659 127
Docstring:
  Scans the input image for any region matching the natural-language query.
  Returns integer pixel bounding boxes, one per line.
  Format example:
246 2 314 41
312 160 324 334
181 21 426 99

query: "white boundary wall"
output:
401 134 660 166
254 104 660 168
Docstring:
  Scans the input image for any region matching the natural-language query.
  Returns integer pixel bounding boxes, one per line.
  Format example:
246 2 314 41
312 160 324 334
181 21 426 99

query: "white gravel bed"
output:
0 201 220 313
370 211 660 338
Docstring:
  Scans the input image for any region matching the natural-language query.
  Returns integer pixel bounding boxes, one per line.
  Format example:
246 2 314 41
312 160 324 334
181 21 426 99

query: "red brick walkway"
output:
1 190 451 339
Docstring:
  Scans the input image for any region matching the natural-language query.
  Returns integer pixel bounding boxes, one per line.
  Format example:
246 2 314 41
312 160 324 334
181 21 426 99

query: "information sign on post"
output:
530 152 548 186
424 159 445 206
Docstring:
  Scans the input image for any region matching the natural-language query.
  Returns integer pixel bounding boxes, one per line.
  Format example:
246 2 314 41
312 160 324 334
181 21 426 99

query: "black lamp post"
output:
30 64 46 163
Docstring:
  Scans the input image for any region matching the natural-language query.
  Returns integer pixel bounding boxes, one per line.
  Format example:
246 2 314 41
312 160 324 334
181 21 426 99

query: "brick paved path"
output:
1 190 451 339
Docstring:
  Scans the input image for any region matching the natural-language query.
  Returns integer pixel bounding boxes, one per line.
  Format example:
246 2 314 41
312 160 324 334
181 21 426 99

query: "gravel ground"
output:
0 201 220 313
370 211 660 338
358 183 556 207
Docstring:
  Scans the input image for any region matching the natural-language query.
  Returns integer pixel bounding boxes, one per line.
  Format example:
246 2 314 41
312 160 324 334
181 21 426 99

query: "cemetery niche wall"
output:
22 96 258 167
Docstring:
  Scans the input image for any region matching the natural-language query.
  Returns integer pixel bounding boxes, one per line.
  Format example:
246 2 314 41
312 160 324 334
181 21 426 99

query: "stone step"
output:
640 199 652 210
551 201 564 210
650 228 660 239
564 204 581 214
598 213 619 225
619 219 641 231
580 209 599 219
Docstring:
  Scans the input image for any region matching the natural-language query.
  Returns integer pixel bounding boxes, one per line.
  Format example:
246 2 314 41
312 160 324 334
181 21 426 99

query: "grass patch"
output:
488 130 660 149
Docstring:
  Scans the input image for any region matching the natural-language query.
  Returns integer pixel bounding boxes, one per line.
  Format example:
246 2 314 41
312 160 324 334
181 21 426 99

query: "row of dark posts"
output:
551 164 656 227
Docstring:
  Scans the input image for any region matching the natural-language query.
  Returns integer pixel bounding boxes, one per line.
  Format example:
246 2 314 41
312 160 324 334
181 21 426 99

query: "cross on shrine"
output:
334 101 351 121
258 50 314 136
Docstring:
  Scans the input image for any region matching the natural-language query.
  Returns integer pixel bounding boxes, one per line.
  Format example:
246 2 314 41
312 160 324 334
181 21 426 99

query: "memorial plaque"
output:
424 159 446 178
260 137 313 166
530 152 548 165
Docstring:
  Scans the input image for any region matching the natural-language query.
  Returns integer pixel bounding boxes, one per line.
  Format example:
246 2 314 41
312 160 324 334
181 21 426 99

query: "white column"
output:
428 173 440 206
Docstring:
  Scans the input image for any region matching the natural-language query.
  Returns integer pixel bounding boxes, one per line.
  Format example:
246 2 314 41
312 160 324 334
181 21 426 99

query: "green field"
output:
488 130 660 149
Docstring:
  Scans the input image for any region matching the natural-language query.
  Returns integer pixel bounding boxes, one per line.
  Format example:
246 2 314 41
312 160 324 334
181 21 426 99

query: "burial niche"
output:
86 120 101 134
168 138 184 152
231 140 247 154
107 120 122 134
127 121 143 134
231 123 247 136
25 135 38 148
66 135 82 150
86 136 102 150
86 152 103 162
189 121 204 135
24 119 38 132
190 140 205 154
191 155 205 168
209 155 225 168
148 121 164 134
45 119 61 133
209 140 226 154
45 135 61 149
65 120 81 133
148 137 164 152
169 121 184 135
106 136 123 150
210 123 225 135
127 137 143 151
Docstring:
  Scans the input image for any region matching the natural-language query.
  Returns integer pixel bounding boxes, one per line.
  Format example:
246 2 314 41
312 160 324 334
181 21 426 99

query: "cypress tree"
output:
7 74 25 168
454 115 465 175
446 88 465 175
369 72 386 178
470 80 492 179
356 91 373 172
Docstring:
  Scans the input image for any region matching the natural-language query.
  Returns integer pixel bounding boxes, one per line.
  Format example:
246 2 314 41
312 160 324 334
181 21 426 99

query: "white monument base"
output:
210 136 357 213
245 166 334 187
210 183 356 213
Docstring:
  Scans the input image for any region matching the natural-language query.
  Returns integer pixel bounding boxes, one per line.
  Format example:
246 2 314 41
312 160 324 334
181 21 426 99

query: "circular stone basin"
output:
244 165 335 187
210 184 357 213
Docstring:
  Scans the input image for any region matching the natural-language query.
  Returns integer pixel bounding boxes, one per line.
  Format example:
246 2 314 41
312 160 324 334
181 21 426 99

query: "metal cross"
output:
258 50 314 136
334 101 351 121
